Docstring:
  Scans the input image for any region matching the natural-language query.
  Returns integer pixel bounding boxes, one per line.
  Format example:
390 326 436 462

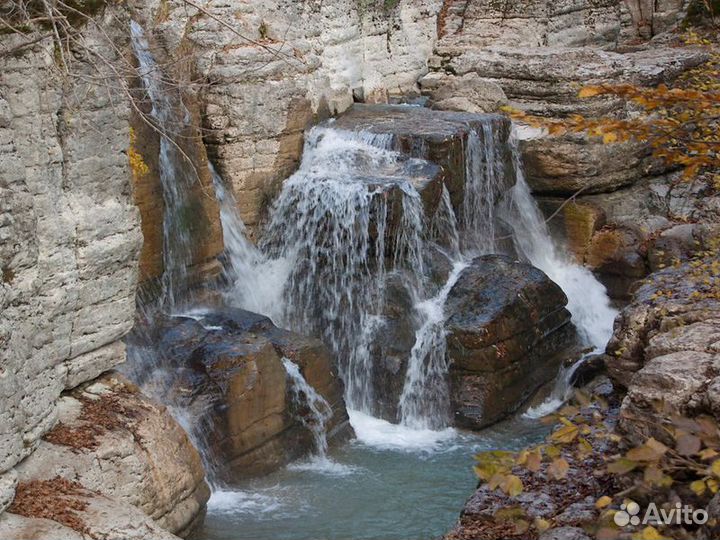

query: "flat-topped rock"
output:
332 104 515 217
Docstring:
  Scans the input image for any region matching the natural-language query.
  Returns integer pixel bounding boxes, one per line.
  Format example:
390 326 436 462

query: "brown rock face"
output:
445 255 581 429
130 110 224 289
332 104 515 218
14 372 209 538
151 308 351 480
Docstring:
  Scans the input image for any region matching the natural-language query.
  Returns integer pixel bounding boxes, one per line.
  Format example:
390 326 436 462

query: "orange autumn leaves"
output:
503 55 720 184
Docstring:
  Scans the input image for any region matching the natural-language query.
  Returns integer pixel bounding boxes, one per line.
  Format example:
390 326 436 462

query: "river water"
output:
193 411 549 540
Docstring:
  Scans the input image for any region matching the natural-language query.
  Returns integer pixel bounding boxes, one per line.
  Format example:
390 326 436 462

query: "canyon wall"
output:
129 0 443 235
0 8 142 512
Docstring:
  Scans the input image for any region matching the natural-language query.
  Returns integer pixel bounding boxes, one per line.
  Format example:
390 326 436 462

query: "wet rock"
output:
585 227 647 301
445 255 580 429
537 199 607 263
370 275 418 421
333 104 515 217
150 308 351 480
15 372 209 537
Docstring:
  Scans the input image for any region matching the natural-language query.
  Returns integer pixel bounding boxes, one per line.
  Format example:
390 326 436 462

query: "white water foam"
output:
398 261 468 429
503 129 618 351
210 164 291 325
349 409 456 452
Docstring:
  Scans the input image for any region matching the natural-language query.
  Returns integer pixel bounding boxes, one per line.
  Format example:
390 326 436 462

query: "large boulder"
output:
14 372 209 538
445 255 581 429
332 104 515 217
144 308 352 480
605 254 720 444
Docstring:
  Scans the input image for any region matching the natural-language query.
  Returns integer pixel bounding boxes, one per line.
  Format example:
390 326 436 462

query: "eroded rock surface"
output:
605 254 720 445
14 373 209 537
446 255 580 429
138 308 352 480
0 6 142 511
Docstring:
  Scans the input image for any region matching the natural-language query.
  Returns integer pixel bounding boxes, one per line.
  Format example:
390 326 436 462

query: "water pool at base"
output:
193 411 549 540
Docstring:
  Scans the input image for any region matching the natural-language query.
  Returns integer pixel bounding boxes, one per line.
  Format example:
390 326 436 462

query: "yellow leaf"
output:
707 478 719 494
690 479 707 496
548 457 570 480
607 458 638 475
545 445 561 459
551 423 579 444
595 496 613 509
534 518 551 533
502 474 524 497
632 525 669 540
603 132 618 144
711 459 720 478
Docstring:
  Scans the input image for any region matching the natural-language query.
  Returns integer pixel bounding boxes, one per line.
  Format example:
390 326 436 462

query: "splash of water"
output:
282 358 333 460
210 164 290 324
398 261 467 429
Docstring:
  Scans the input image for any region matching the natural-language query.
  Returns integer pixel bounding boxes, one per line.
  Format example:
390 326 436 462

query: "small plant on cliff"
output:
128 127 149 178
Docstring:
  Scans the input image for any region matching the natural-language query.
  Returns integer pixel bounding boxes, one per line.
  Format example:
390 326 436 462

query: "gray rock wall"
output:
129 0 443 234
0 10 142 514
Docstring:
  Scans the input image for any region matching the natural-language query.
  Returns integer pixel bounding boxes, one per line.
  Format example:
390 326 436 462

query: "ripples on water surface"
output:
193 411 549 540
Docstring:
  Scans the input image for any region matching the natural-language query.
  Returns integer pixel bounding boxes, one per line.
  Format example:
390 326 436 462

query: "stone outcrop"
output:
331 104 515 222
14 372 209 537
425 0 707 303
444 377 617 540
141 308 352 480
604 251 720 444
1 482 180 540
446 255 580 429
0 8 143 515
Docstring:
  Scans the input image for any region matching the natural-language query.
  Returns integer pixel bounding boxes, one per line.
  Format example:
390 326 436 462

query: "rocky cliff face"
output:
0 8 142 516
424 0 706 301
127 0 442 235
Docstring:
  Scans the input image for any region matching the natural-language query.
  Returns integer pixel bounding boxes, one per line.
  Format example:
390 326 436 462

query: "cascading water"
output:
210 165 290 323
258 127 431 414
130 21 197 310
500 131 617 350
397 261 467 429
282 358 333 461
216 115 617 432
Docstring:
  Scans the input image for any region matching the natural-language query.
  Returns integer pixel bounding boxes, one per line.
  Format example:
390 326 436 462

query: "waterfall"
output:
282 358 333 460
215 115 617 432
130 21 196 310
500 132 617 350
210 165 290 324
461 124 505 253
398 261 467 429
260 127 430 414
